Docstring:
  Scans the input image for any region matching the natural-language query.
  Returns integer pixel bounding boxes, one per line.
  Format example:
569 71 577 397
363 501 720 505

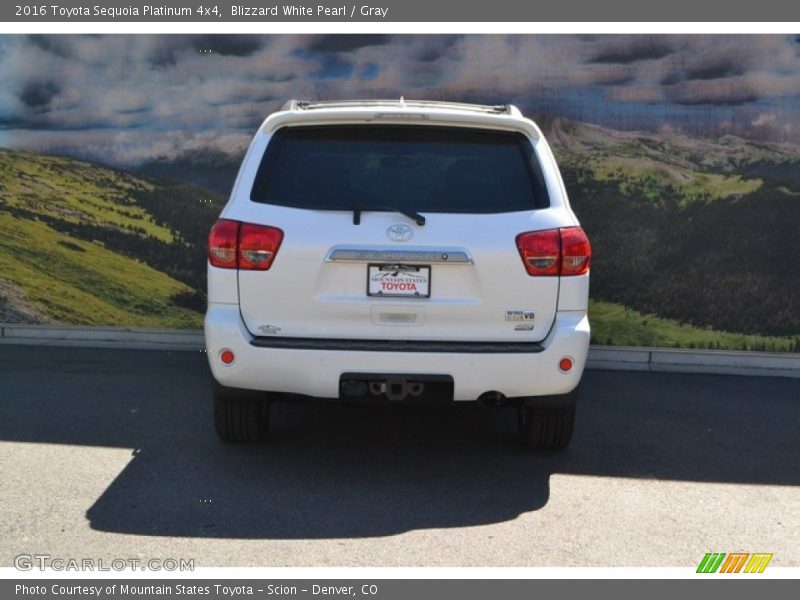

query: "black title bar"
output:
4 0 800 22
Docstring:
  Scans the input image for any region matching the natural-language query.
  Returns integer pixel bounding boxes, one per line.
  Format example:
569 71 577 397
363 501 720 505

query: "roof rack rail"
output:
282 98 516 115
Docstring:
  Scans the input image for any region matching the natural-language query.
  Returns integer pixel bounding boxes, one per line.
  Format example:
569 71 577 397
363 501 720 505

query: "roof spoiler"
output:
280 98 518 116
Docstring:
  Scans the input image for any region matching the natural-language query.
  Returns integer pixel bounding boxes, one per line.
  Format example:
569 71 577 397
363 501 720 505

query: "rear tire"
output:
213 380 269 442
517 391 577 451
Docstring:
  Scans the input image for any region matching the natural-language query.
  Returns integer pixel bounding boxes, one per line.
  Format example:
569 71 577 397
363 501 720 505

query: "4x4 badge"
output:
387 223 414 242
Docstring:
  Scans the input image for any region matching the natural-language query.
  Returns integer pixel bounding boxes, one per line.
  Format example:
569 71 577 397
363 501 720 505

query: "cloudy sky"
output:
1 34 799 166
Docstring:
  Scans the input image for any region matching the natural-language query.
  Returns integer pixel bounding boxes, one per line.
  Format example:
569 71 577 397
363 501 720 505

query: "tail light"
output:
516 229 561 276
516 227 591 277
238 223 283 270
208 219 283 271
560 227 592 275
208 219 238 269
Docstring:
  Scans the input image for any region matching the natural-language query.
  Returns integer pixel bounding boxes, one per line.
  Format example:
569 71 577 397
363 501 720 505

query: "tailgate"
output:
236 206 560 342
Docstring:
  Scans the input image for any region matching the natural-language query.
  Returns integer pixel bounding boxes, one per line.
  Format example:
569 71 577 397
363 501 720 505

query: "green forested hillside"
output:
549 120 800 343
0 149 221 327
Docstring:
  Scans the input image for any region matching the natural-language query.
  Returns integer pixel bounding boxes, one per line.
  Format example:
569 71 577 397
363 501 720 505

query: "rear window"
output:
250 125 549 213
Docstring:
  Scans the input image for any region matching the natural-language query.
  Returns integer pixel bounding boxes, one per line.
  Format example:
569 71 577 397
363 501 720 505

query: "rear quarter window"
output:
250 125 550 213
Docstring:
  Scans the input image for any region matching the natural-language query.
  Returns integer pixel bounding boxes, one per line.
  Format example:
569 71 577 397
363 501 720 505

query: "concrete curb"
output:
586 346 800 378
2 324 799 378
0 324 204 352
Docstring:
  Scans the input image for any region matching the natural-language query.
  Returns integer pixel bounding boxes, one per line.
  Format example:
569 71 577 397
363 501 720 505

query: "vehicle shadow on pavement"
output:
1 345 799 539
87 400 551 539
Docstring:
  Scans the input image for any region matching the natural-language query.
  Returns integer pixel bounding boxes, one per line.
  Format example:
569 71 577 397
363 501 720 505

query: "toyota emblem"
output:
386 223 414 242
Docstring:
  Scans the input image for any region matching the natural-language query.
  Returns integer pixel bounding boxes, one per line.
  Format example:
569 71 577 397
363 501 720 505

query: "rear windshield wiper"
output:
352 206 426 226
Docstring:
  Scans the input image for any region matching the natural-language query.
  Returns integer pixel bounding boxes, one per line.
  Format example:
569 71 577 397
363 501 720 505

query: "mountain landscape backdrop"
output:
2 118 798 350
1 34 799 350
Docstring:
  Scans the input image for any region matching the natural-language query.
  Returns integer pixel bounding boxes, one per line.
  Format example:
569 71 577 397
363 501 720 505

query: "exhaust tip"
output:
478 391 506 406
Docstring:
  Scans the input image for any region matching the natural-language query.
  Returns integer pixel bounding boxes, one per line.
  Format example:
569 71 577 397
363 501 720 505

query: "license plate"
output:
367 264 430 298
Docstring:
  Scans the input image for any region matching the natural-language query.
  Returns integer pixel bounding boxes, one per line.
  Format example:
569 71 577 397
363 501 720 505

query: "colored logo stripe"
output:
720 553 749 573
744 554 773 573
697 553 726 573
697 552 772 573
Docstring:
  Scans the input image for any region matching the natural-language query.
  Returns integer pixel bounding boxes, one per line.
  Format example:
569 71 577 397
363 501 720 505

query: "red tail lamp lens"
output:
516 229 561 276
238 223 283 271
208 219 284 271
560 227 592 276
220 349 235 365
208 219 239 269
516 227 591 277
559 357 574 372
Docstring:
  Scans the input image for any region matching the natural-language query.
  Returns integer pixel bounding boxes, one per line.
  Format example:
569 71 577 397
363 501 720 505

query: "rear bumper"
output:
204 304 589 401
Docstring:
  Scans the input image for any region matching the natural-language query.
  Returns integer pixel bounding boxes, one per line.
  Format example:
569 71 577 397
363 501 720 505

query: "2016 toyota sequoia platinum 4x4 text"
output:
205 99 591 449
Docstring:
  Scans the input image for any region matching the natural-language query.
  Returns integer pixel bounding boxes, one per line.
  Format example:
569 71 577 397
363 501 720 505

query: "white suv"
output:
205 99 591 449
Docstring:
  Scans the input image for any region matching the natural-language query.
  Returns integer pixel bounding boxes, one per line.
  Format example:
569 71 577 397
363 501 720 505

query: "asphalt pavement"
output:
0 345 798 567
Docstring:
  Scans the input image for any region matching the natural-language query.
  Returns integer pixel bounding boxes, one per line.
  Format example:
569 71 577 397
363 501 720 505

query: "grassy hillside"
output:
589 300 798 352
0 149 221 328
0 150 171 241
548 118 800 204
0 212 198 327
